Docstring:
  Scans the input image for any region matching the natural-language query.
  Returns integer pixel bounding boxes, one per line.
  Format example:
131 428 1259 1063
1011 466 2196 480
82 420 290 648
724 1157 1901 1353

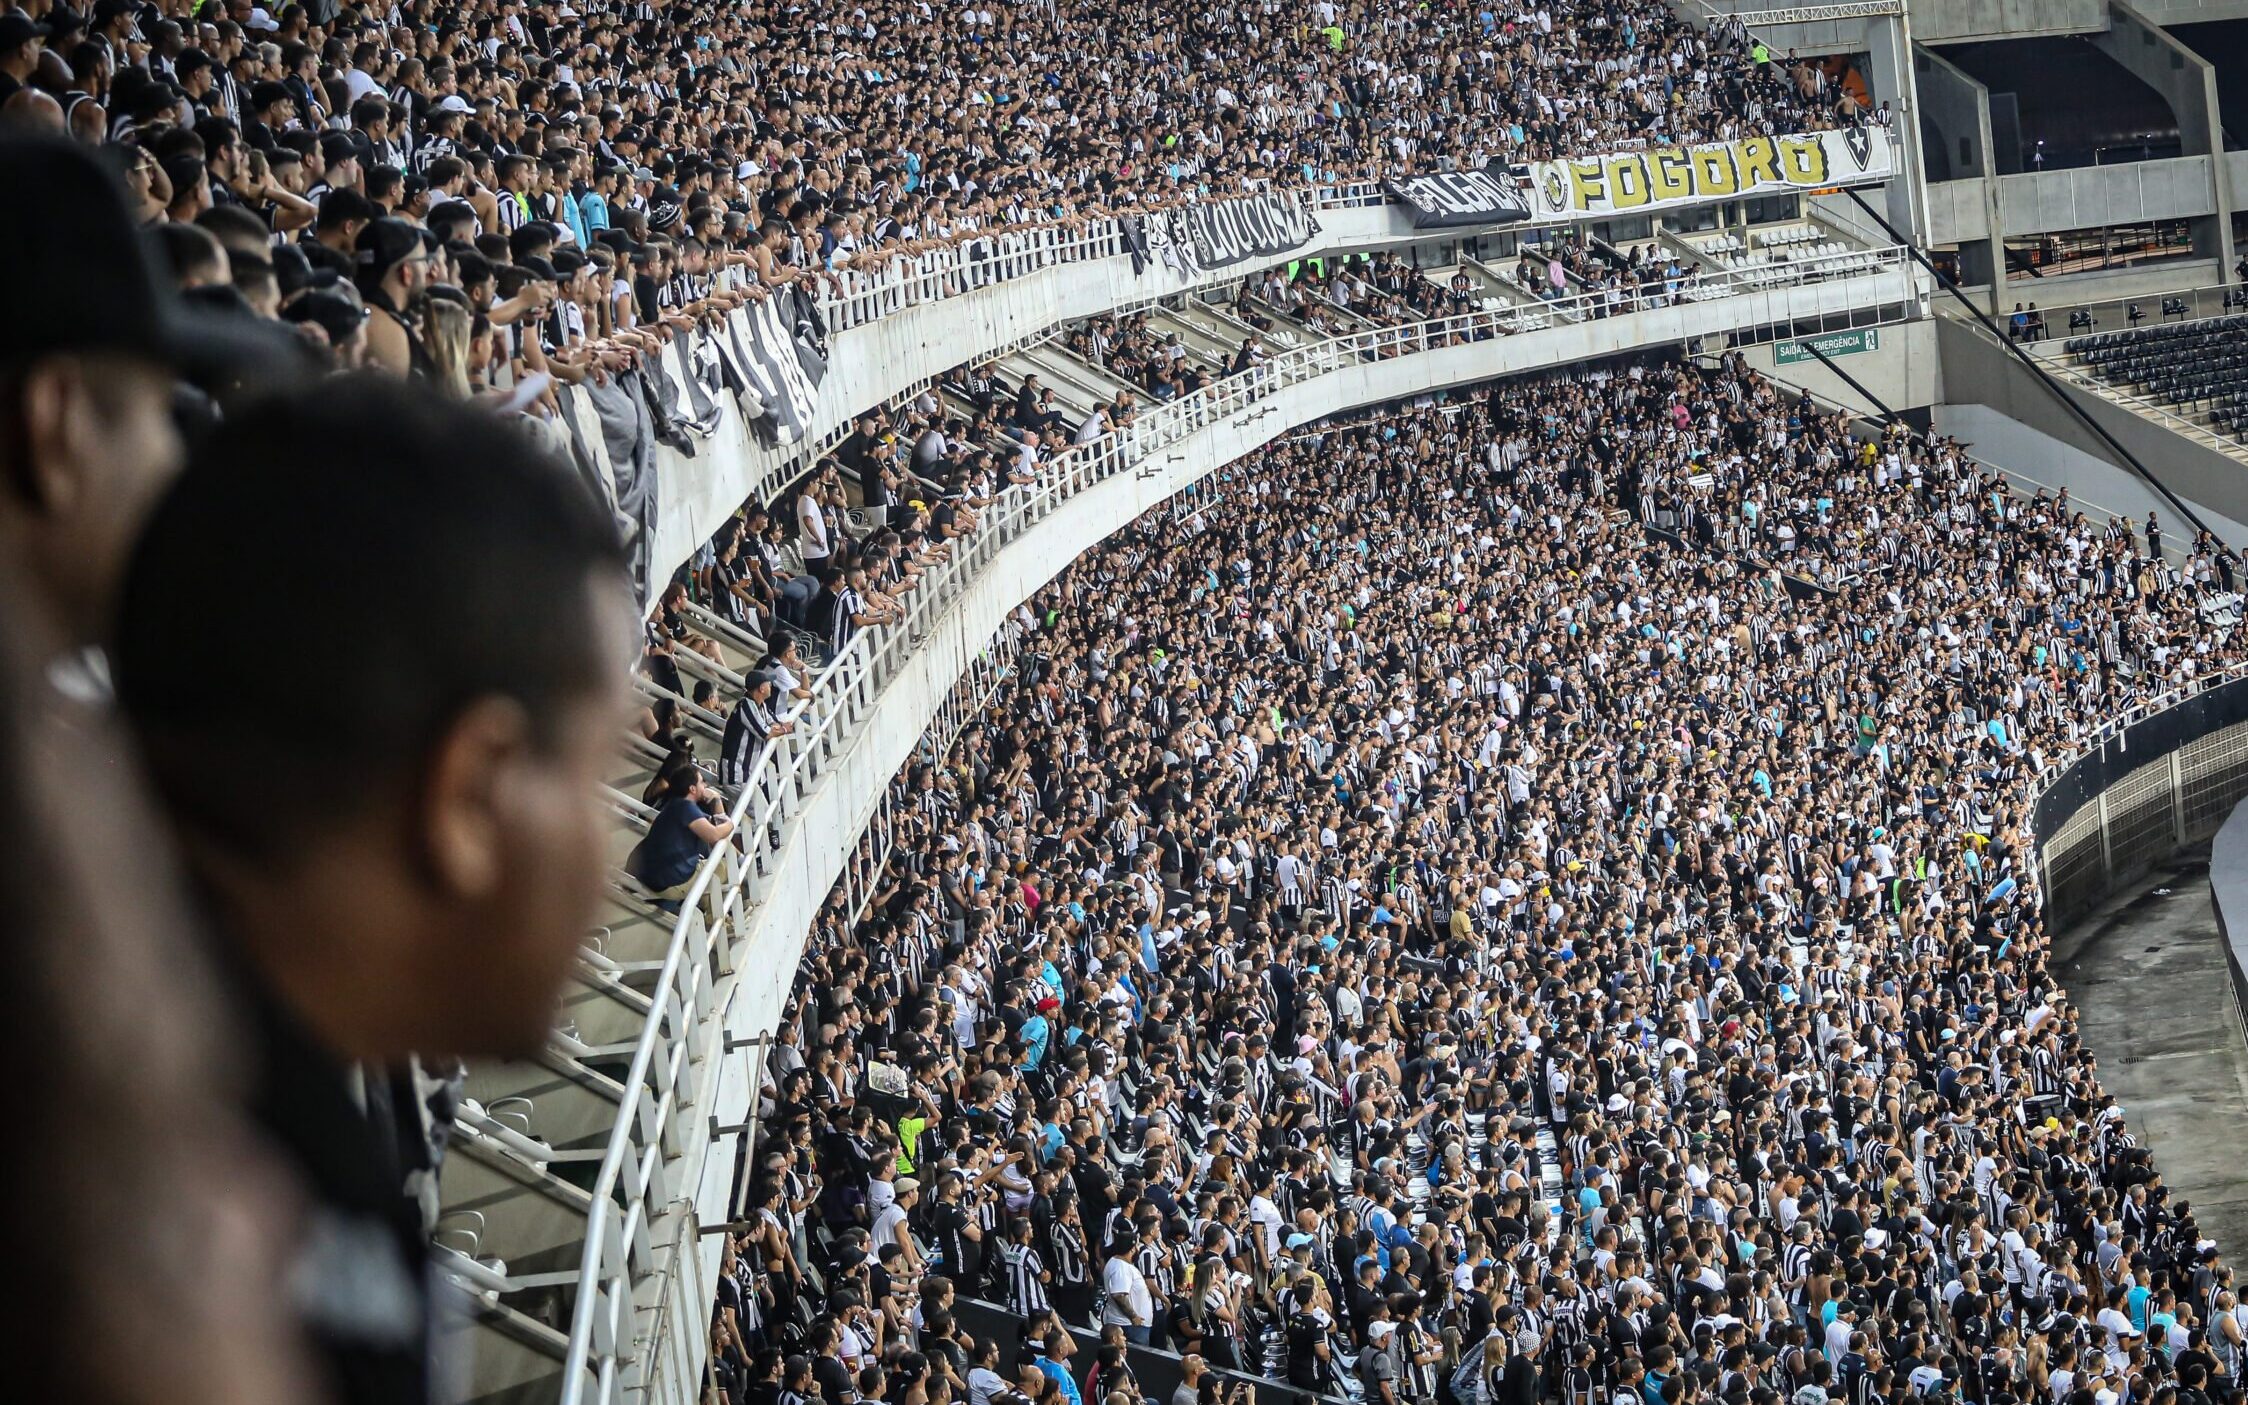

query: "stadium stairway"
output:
432 597 774 1404
1461 254 1567 326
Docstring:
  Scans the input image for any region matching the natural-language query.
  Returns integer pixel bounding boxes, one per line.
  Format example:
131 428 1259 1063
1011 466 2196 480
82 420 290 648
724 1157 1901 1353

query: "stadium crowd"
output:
698 356 2248 1405
0 0 1870 399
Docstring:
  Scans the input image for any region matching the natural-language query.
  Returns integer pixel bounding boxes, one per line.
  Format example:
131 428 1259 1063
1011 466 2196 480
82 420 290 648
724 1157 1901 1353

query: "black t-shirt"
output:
812 1353 857 1405
931 1201 972 1278
1286 1312 1330 1387
232 947 432 1405
926 1335 968 1385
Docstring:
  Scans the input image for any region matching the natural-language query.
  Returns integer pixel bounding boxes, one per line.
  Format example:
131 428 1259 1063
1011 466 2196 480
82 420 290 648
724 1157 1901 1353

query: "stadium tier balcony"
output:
412 237 1920 1404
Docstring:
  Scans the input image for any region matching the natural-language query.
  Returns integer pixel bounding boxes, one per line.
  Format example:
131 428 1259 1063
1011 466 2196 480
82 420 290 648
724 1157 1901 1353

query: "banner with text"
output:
711 283 830 447
1521 127 1894 220
1384 170 1536 229
1170 193 1321 271
1386 128 1894 228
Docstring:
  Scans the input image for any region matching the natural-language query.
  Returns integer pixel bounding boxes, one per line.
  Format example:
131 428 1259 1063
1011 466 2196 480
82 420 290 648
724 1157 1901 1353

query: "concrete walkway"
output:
2053 850 2248 1255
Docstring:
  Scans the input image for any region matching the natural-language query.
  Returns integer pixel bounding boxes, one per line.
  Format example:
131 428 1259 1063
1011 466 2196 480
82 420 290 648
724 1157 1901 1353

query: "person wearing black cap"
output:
284 285 371 368
313 129 363 201
243 78 293 150
0 14 48 108
0 136 286 648
356 214 433 377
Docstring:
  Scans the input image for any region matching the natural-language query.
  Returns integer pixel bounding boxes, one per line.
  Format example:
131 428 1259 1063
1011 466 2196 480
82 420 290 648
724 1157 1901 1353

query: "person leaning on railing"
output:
628 757 739 909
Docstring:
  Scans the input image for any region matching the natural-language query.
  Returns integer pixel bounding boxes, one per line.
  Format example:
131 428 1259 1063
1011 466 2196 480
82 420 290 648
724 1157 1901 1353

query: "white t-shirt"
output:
968 1366 1011 1405
1824 1317 1853 1362
798 491 831 562
1102 1254 1153 1326
1248 1194 1284 1258
873 1202 911 1259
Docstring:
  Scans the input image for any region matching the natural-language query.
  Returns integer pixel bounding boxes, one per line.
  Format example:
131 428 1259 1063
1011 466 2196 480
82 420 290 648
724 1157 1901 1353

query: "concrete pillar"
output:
2172 750 2189 846
2088 1 2235 273
1864 14 1934 252
1914 44 2006 309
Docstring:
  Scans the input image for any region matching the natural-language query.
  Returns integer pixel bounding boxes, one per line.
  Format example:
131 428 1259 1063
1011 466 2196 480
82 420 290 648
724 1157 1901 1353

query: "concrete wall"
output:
1915 1 2236 304
1914 0 2107 42
1935 159 2222 240
1935 402 2248 540
1933 314 2248 523
1987 257 2226 306
2135 0 2248 23
1996 155 2219 233
2206 796 2248 1043
2087 1 2234 269
1916 46 2005 298
634 201 1413 582
1740 314 1943 414
1681 0 1878 51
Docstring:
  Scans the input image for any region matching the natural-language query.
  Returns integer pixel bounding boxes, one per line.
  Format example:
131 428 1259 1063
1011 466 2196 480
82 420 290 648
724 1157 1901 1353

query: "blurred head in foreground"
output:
113 375 634 1061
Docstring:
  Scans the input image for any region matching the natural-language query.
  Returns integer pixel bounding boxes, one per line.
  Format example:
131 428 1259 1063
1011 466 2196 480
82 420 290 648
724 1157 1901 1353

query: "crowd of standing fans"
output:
0 0 1870 399
701 356 2248 1405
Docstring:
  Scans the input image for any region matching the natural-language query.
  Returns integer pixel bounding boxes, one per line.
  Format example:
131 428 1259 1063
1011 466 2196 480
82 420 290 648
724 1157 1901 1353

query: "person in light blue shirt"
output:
1031 1340 1082 1405
578 180 612 236
552 162 590 248
1021 999 1054 1071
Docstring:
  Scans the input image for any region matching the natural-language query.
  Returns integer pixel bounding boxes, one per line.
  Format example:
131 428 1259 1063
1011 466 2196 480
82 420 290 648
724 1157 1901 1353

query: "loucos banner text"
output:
1383 127 1895 228
1168 192 1322 271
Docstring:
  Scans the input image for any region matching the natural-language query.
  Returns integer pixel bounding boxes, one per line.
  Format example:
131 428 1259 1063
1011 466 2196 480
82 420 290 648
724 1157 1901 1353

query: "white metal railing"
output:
1678 0 1901 25
2023 280 2248 342
2031 660 2248 800
819 185 1385 333
553 243 1918 1405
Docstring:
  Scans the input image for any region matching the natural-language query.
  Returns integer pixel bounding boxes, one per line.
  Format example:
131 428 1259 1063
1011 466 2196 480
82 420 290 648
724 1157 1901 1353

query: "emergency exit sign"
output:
1775 327 1880 364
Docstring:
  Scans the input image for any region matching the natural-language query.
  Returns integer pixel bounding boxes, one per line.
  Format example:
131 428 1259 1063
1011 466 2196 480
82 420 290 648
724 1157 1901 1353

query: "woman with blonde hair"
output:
422 290 476 398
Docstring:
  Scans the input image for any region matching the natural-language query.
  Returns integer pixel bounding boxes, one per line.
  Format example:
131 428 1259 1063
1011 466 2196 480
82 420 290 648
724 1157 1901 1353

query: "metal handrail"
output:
2029 660 2248 802
820 186 1385 334
2014 279 2248 340
553 243 1918 1404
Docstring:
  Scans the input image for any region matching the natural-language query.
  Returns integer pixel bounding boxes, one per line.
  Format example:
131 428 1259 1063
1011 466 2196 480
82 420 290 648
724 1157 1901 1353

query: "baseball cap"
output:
354 217 425 284
0 14 52 48
281 287 369 345
0 138 296 377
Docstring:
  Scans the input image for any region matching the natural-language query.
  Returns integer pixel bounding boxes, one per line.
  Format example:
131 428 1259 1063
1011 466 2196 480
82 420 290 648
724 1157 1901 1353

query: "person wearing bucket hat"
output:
0 135 298 647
